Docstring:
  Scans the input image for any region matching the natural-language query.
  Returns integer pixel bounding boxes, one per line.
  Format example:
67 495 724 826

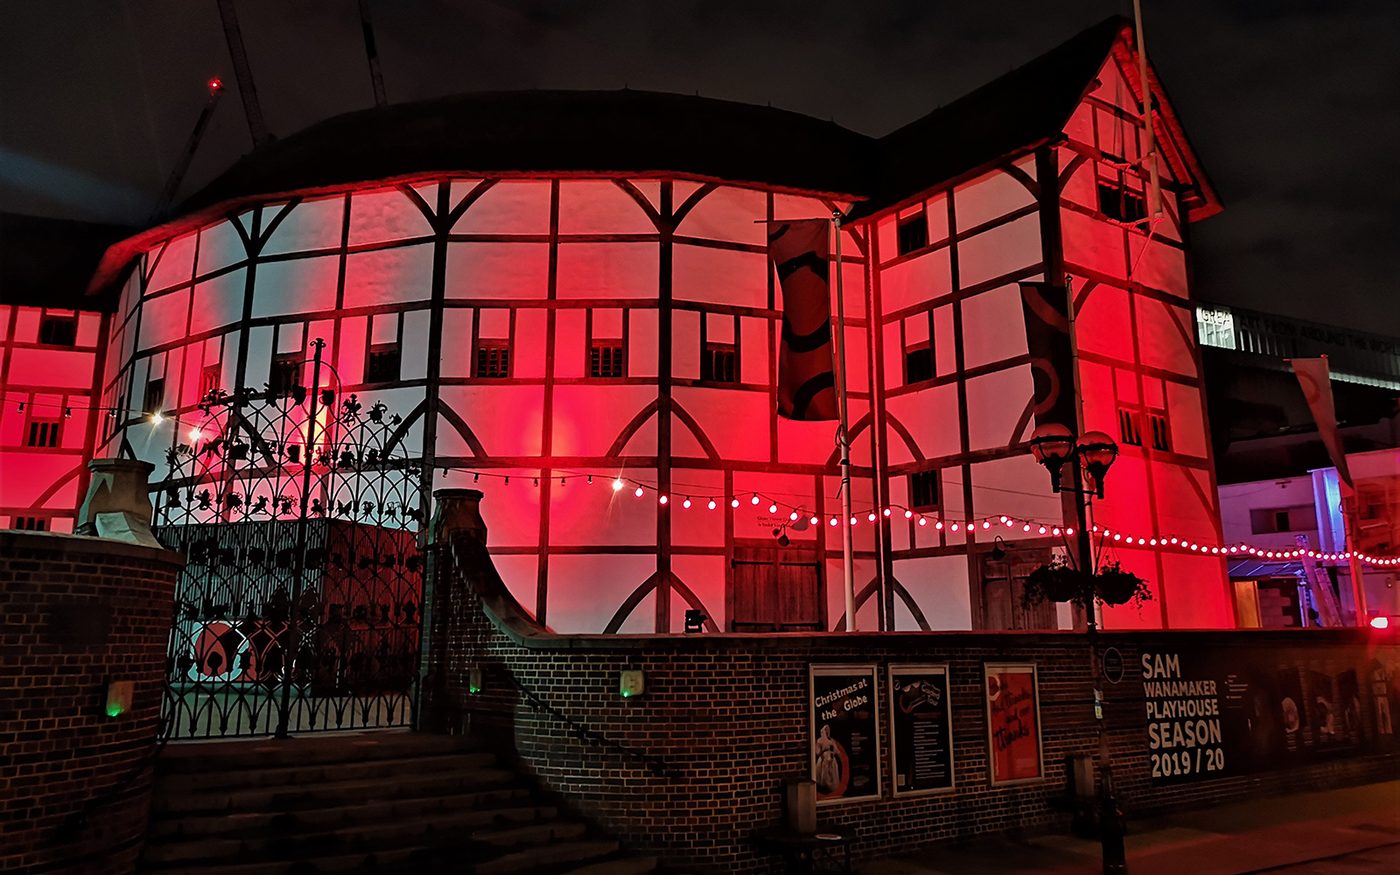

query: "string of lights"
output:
433 464 1400 567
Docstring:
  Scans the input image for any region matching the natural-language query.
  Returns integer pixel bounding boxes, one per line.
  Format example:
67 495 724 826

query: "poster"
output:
888 664 954 795
809 665 880 804
984 662 1043 785
1140 647 1387 785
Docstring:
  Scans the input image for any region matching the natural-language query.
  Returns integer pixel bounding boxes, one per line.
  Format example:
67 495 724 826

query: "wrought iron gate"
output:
152 347 425 739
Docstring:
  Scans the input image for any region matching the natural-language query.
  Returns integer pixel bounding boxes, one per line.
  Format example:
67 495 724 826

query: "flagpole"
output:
833 211 857 631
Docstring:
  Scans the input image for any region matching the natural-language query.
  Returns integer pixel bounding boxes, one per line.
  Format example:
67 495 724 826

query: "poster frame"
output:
809 663 882 806
983 661 1045 787
887 662 956 797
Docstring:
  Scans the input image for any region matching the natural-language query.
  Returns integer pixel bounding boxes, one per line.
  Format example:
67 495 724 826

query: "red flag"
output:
1020 282 1078 432
1291 356 1352 488
770 220 838 420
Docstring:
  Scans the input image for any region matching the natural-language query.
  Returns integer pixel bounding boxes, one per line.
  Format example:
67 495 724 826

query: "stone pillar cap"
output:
434 488 484 500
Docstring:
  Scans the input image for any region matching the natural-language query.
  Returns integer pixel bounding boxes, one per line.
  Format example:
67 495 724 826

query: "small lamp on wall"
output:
619 670 645 699
467 667 483 695
683 609 707 634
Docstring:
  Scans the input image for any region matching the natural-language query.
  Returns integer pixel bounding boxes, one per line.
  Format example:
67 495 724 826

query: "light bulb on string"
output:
769 503 779 514
867 512 877 522
683 497 692 509
731 497 740 509
850 516 858 526
904 509 913 519
189 428 202 442
789 510 799 522
918 517 928 527
751 494 761 506
634 486 645 498
810 516 820 526
612 478 625 492
708 499 717 511
883 507 892 517
658 494 668 505
829 517 839 527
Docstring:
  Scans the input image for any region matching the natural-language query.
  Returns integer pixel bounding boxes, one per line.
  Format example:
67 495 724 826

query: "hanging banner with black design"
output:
985 662 1043 785
810 665 881 804
1020 282 1077 432
771 219 839 421
889 664 954 795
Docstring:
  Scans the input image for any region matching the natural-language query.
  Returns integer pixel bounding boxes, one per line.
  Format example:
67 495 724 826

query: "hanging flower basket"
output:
1095 562 1152 607
1023 560 1091 608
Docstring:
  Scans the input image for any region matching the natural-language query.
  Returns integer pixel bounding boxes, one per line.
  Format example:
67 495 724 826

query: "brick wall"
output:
0 531 182 874
435 533 1400 873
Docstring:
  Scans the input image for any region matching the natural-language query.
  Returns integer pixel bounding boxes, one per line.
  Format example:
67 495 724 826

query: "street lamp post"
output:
1030 423 1127 875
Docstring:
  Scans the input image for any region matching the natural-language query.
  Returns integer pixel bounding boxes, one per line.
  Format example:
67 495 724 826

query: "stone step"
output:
154 766 520 814
475 839 622 875
150 784 532 840
138 843 446 875
142 804 561 865
158 750 497 792
556 854 660 875
157 731 480 774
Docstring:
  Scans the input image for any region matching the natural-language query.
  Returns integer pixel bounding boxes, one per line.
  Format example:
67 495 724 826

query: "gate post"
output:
77 458 159 548
419 489 486 732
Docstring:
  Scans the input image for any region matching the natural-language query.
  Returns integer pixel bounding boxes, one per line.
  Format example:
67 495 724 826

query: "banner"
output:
1290 356 1352 488
770 220 839 421
888 664 954 795
984 662 1043 785
1020 282 1078 432
1140 646 1396 784
810 665 880 803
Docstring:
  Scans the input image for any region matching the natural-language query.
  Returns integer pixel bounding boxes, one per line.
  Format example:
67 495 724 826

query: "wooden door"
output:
976 549 1057 631
730 544 823 632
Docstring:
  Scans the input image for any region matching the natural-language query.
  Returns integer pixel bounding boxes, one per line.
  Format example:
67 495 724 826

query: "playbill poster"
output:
888 664 954 795
984 662 1043 785
809 665 880 804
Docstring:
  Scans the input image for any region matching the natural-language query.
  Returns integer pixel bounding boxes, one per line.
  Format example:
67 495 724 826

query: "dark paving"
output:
861 780 1400 875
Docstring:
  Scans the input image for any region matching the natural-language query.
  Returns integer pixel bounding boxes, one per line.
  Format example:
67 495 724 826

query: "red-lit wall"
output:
0 305 106 532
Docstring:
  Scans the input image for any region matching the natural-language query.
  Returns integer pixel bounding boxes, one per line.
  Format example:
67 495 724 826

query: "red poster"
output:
985 663 1043 785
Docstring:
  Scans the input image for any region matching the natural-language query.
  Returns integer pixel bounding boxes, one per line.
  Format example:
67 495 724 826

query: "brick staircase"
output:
138 731 658 875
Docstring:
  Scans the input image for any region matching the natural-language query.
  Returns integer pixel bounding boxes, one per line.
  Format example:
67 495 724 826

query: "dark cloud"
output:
1 0 1395 333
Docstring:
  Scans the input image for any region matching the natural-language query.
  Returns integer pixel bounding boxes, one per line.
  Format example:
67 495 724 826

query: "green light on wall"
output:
618 670 644 699
105 680 133 718
468 667 482 695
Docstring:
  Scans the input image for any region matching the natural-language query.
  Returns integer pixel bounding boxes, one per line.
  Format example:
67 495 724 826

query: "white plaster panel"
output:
188 268 247 336
556 242 658 299
955 167 1036 231
448 385 545 456
893 555 972 630
629 308 659 378
550 385 656 458
342 245 432 309
673 386 771 463
197 218 249 277
965 366 1034 452
1165 381 1207 459
262 196 346 255
445 242 549 300
147 233 197 292
138 289 189 348
348 189 432 247
549 470 659 548
887 382 960 460
960 284 1028 370
955 214 1041 288
878 247 950 313
558 180 657 235
675 185 766 245
672 243 766 308
252 255 341 319
546 554 658 634
670 554 727 631
454 180 551 235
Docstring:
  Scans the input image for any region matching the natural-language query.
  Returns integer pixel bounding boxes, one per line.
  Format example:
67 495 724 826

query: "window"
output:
1147 411 1171 452
590 340 625 378
896 213 929 256
27 418 61 448
143 377 165 415
909 470 940 511
701 341 737 383
1250 506 1314 535
200 364 222 402
365 344 402 383
1097 180 1147 224
269 353 301 395
1117 407 1142 447
904 343 934 384
12 516 48 531
475 340 511 379
38 314 77 346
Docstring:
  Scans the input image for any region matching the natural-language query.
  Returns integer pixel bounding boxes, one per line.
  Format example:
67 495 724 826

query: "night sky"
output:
2 1 1396 334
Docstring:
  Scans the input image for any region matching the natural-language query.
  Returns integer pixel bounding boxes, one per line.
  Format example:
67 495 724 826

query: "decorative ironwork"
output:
153 340 425 739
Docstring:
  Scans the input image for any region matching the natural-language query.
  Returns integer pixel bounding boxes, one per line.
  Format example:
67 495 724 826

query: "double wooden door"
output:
729 543 824 632
976 549 1059 631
